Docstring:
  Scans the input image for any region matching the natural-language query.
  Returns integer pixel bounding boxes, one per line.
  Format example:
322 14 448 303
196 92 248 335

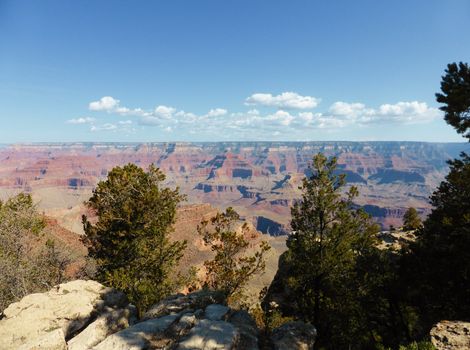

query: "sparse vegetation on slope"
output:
0 193 72 311
198 207 271 306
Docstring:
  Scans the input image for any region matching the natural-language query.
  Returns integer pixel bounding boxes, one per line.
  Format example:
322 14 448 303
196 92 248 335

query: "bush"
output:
198 207 270 305
0 194 70 311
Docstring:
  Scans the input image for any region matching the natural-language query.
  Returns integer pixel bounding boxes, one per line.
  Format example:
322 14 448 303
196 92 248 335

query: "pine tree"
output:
285 153 379 348
405 154 470 330
403 207 422 231
399 62 470 337
436 62 470 139
82 164 187 314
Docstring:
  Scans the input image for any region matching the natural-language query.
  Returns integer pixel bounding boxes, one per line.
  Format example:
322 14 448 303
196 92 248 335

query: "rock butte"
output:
0 141 466 234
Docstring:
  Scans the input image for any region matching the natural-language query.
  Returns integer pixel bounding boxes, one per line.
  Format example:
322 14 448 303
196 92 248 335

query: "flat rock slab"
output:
143 290 225 320
270 321 317 350
431 320 470 350
177 319 239 350
0 280 128 350
68 307 136 350
17 328 67 350
205 304 230 321
229 310 259 350
93 314 179 350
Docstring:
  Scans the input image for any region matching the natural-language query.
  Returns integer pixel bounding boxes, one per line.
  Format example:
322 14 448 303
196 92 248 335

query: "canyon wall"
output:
0 141 466 232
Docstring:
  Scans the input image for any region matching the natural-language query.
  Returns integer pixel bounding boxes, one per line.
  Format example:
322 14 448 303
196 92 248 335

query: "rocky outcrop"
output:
430 321 470 350
376 229 417 251
270 322 317 350
263 252 297 317
0 280 316 350
0 280 135 350
17 329 68 350
67 307 136 350
142 290 225 320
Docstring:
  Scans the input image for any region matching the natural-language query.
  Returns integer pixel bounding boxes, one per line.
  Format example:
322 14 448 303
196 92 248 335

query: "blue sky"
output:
0 0 469 143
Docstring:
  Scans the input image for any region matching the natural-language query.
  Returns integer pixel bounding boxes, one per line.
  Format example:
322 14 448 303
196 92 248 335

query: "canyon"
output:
0 141 466 235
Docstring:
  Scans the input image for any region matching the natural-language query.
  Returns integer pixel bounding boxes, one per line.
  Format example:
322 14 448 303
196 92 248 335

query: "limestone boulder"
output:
204 304 230 321
92 313 180 350
430 320 470 350
228 310 259 350
177 319 240 350
270 321 317 350
0 281 318 350
143 289 225 320
67 306 137 350
17 329 67 350
0 280 129 350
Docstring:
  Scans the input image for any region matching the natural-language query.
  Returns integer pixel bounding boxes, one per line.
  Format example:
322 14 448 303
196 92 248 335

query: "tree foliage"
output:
262 63 470 348
0 193 70 311
436 62 470 139
403 154 470 331
82 164 187 314
395 62 470 341
403 207 422 231
198 207 271 304
284 153 382 348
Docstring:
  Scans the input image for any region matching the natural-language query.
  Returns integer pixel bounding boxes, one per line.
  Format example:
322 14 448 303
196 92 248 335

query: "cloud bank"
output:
245 92 320 109
74 92 441 138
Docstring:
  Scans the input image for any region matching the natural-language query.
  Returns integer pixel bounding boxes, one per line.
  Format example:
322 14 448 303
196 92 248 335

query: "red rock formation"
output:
0 142 464 231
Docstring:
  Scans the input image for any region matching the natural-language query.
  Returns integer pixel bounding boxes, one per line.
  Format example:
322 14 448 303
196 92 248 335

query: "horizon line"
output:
1 140 467 145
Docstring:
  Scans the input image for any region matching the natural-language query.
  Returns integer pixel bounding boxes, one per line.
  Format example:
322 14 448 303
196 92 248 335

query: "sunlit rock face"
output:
0 281 316 350
431 321 470 350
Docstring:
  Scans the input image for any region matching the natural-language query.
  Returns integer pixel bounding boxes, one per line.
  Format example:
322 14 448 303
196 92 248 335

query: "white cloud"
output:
298 112 314 122
89 96 120 111
329 102 369 117
327 101 440 126
245 92 320 109
79 95 440 138
89 96 150 117
90 123 118 132
266 110 295 126
89 121 135 133
376 101 440 123
66 117 95 124
140 116 160 126
206 108 228 117
154 105 176 119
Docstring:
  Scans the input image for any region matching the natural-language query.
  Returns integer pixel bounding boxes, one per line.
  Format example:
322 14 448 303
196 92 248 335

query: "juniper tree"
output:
82 164 187 314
